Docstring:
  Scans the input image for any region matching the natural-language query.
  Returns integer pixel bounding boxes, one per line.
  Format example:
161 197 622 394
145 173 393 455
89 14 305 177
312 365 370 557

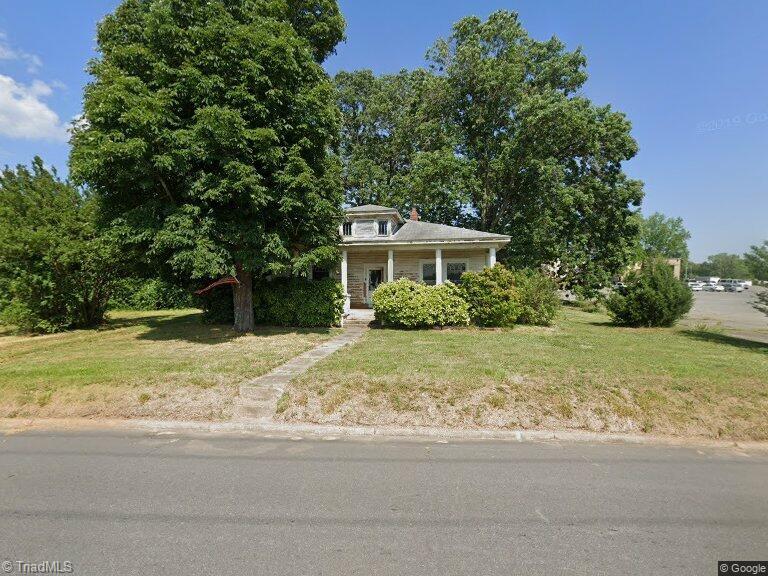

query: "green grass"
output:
281 308 768 440
0 309 336 420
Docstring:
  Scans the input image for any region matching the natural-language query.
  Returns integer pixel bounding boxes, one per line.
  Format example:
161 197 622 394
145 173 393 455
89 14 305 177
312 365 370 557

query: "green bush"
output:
254 277 344 327
200 277 344 327
110 278 194 310
459 265 521 327
0 159 121 333
606 259 693 327
372 278 470 328
511 269 560 325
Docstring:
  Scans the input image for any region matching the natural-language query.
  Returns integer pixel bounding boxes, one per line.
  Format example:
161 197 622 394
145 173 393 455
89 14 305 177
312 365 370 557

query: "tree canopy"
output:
336 11 644 292
0 158 120 332
70 0 345 330
744 240 768 281
691 253 751 279
638 212 691 260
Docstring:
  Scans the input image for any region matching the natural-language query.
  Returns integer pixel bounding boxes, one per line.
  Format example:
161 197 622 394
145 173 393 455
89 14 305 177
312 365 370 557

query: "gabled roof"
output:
341 204 510 245
392 220 510 243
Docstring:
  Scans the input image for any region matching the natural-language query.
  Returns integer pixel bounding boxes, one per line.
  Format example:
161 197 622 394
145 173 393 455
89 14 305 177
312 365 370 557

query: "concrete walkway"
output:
235 323 369 421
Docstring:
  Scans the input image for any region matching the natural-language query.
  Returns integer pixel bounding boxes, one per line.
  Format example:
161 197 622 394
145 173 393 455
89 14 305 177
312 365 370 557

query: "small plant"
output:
606 258 693 327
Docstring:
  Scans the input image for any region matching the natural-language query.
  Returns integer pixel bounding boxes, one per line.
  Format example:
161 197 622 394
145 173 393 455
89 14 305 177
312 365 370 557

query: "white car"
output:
690 282 704 291
704 282 724 292
722 278 750 291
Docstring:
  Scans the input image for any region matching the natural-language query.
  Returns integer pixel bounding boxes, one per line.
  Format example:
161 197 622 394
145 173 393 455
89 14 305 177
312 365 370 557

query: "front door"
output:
364 267 384 306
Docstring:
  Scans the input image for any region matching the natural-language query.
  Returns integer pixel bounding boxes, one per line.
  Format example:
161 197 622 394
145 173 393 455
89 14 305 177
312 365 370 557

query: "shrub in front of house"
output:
511 269 560 326
254 277 345 327
459 265 522 327
201 277 344 327
371 278 470 328
606 258 693 327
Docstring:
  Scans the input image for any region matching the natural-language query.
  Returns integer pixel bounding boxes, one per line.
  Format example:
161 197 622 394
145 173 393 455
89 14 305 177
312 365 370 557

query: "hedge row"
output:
110 278 195 311
201 277 344 327
372 265 560 328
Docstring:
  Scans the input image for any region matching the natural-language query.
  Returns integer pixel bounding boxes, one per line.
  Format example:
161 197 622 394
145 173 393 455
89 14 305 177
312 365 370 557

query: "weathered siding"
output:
346 248 489 307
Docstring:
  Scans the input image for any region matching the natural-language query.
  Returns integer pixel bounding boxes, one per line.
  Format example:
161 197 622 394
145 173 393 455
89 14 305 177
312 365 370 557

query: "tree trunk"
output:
232 265 254 333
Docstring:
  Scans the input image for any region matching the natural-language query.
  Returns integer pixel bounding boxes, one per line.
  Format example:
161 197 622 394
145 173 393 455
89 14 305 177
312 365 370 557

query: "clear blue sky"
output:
1 0 766 261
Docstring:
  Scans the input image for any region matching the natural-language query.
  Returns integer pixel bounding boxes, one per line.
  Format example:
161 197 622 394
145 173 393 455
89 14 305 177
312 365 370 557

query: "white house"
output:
332 205 511 311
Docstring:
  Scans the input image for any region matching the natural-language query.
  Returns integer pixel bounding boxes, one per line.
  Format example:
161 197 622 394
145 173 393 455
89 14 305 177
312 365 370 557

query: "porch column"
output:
488 246 497 267
435 248 443 284
341 250 350 313
387 250 394 282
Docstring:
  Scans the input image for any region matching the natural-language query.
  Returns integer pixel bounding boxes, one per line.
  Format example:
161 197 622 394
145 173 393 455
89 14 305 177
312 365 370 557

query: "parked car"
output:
690 282 704 291
703 282 724 292
722 278 749 291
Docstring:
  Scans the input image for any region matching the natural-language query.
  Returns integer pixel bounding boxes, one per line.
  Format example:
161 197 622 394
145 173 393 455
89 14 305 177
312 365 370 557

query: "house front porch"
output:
340 245 498 310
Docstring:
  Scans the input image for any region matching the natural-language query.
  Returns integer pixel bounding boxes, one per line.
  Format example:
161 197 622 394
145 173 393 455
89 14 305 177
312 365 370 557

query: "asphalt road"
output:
1 430 766 575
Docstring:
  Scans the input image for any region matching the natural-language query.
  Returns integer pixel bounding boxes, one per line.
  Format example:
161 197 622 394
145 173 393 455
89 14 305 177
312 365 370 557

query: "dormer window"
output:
342 222 352 236
377 220 388 235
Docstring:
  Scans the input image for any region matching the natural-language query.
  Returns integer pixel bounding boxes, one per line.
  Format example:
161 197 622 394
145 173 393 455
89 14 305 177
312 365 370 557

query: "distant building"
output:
624 258 682 280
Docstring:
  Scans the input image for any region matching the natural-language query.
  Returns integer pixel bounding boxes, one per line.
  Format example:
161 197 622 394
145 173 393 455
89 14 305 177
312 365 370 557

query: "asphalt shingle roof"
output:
391 220 509 242
342 204 509 243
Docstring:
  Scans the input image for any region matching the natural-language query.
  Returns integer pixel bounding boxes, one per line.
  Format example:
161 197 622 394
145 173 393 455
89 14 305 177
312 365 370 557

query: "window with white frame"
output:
342 222 352 236
446 262 467 283
422 262 436 285
377 220 388 235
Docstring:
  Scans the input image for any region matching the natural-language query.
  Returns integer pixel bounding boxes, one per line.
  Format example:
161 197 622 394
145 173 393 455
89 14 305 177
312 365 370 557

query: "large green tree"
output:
337 11 644 291
335 69 473 225
0 158 120 333
744 240 768 281
691 253 750 279
70 0 345 331
638 212 691 260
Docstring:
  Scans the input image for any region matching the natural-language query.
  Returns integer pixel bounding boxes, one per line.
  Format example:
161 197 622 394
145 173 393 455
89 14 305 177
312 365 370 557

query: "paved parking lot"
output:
683 287 768 341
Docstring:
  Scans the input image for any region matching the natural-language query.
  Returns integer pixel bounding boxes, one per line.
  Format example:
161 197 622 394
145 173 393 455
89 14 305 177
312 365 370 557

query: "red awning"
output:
194 276 239 296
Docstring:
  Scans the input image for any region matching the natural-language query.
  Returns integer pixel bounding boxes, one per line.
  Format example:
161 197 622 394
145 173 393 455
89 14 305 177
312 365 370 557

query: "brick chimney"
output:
409 207 420 221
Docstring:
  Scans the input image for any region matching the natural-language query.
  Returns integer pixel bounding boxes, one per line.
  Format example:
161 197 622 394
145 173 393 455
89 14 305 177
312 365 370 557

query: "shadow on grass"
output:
105 310 334 344
682 329 768 352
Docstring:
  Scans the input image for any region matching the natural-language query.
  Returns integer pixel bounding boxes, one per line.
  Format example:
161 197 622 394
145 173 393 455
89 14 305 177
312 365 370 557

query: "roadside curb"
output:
2 416 767 450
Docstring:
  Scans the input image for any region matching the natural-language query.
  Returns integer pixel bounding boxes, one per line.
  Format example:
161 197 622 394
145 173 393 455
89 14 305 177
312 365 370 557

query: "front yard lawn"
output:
279 308 768 440
0 309 336 420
